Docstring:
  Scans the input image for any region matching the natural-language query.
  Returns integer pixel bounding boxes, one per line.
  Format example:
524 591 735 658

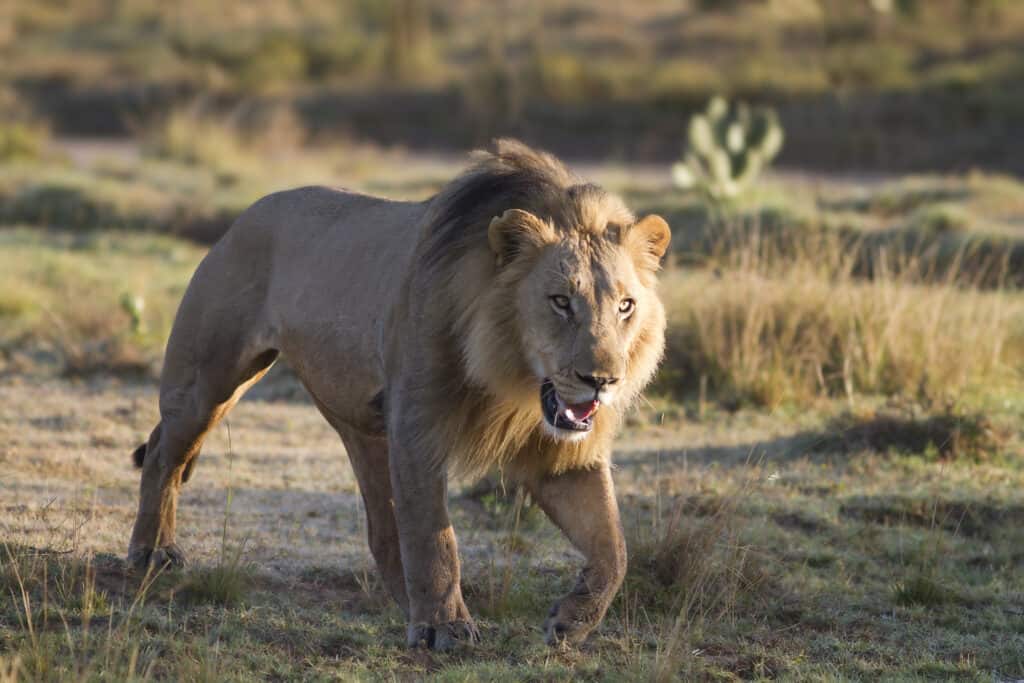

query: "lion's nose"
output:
575 371 619 391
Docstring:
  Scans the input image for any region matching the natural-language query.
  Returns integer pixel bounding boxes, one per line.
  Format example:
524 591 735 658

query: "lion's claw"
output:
127 543 187 572
406 620 480 651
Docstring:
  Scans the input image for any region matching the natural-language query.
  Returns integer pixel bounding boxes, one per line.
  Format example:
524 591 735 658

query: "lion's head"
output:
429 141 670 454
486 205 670 442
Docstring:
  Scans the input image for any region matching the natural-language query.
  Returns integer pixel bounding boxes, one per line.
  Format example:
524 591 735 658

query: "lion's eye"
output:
550 295 572 315
618 298 636 317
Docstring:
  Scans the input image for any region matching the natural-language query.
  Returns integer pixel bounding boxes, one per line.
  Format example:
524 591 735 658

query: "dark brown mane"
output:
420 139 624 270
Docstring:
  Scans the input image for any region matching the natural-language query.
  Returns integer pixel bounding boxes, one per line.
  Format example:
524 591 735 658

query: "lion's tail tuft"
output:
132 442 147 468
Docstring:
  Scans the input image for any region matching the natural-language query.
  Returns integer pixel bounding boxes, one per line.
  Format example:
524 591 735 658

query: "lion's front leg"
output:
527 465 627 646
388 431 478 651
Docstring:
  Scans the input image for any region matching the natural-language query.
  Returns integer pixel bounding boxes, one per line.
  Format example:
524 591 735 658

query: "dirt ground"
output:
0 374 774 573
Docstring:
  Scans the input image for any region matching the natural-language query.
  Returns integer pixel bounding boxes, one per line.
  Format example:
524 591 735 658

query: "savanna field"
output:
3 1 1024 681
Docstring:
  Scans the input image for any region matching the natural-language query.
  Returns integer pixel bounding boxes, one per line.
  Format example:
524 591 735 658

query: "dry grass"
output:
142 105 308 181
1 379 1023 680
656 224 1024 408
623 465 777 680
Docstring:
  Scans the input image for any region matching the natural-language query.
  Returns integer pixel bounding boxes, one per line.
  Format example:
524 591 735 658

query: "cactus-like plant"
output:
672 96 784 202
120 292 146 335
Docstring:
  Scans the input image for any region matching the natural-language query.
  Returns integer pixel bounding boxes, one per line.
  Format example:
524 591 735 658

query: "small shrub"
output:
120 292 147 334
143 108 253 178
237 32 309 93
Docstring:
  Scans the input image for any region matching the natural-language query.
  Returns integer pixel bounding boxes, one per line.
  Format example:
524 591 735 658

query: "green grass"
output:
0 228 204 376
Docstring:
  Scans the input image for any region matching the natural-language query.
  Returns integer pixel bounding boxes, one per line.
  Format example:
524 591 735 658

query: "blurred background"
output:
2 0 1023 393
3 0 1024 168
3 2 1024 679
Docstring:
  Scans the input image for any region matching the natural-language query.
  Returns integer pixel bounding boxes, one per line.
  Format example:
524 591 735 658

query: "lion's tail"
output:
131 422 162 469
131 442 147 468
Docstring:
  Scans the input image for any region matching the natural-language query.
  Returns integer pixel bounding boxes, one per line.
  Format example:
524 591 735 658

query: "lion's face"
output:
485 209 671 442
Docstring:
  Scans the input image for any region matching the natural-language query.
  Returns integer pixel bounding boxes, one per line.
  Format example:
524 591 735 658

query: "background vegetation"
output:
2 0 1024 680
4 0 1024 170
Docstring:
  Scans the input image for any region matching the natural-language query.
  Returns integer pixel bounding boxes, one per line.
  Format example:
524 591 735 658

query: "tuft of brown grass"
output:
656 223 1024 409
0 656 18 683
623 470 776 681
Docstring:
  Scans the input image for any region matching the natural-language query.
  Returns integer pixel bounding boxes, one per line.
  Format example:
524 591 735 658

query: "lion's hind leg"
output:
334 424 409 616
127 343 278 571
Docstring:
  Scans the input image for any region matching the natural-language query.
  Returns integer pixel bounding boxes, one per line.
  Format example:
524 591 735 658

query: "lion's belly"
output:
258 187 423 432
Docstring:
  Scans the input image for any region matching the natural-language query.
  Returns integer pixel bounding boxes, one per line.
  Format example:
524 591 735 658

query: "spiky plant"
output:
673 96 784 202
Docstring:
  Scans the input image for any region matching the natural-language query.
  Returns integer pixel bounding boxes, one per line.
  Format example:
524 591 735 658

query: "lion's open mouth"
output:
540 379 599 433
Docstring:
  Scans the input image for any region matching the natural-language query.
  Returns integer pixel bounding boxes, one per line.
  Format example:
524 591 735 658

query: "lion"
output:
127 139 671 650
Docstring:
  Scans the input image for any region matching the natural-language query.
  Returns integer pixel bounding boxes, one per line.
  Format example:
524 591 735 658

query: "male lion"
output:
127 140 671 649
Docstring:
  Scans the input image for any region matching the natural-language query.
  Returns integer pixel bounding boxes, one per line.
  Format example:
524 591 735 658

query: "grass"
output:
655 223 1024 409
1 378 1024 679
0 229 204 377
892 571 954 608
0 123 48 164
141 105 309 182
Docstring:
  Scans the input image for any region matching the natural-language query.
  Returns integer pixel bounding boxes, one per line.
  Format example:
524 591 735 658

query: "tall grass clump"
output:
623 470 773 680
656 224 1024 408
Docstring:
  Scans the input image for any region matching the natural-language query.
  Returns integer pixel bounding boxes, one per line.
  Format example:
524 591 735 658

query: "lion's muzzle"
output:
540 379 600 433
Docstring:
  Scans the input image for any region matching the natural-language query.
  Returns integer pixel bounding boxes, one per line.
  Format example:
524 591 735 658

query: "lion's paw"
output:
406 619 480 651
127 543 187 572
543 600 594 646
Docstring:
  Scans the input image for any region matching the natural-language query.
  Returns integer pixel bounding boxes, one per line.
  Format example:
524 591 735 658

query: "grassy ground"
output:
1 147 1024 679
2 381 1022 680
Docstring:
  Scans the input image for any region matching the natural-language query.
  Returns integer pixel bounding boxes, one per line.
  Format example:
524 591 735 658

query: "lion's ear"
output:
488 209 554 266
626 214 671 270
